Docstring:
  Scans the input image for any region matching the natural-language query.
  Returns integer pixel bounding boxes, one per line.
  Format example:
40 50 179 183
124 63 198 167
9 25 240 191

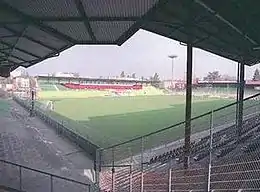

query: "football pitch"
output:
39 95 235 148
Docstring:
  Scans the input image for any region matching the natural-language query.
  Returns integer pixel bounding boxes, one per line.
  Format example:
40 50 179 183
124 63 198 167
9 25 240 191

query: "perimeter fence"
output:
97 92 260 192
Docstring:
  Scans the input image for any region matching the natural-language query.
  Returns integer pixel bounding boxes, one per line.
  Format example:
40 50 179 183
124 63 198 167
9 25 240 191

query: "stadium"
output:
29 76 259 149
1 1 260 192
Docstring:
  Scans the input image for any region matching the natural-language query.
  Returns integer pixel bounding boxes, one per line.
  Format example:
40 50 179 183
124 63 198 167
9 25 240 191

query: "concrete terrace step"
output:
0 185 25 192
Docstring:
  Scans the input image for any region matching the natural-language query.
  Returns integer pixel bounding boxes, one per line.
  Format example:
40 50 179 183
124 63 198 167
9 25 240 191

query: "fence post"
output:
168 162 172 192
19 166 22 191
50 175 53 192
140 137 144 192
112 147 115 192
129 165 133 192
207 111 214 192
95 149 101 192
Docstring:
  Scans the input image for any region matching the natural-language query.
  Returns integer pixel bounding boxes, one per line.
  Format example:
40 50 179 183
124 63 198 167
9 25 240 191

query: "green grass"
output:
39 95 234 148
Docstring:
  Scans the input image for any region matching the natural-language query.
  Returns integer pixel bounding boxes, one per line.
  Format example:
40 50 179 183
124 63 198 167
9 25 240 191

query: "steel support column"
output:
236 63 240 130
237 62 245 138
184 43 193 169
30 90 35 117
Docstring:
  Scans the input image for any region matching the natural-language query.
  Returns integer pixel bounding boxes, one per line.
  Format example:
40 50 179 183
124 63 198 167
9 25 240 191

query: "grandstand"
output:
34 76 236 148
29 75 260 191
36 75 164 99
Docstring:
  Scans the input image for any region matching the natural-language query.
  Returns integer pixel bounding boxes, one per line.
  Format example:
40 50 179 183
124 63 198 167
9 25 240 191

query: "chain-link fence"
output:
97 93 260 192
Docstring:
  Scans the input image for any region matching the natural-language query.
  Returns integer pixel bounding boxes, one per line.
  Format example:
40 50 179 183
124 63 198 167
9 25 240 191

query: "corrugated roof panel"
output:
2 37 19 45
91 21 135 41
0 9 21 22
45 21 91 41
16 37 52 57
3 0 80 17
12 49 38 61
21 62 33 67
24 26 68 49
0 49 9 55
0 43 8 49
82 0 158 17
5 24 27 33
0 28 14 38
8 56 24 64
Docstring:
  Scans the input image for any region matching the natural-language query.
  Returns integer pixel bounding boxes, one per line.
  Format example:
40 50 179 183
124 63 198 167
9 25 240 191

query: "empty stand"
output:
62 83 143 91
97 93 260 192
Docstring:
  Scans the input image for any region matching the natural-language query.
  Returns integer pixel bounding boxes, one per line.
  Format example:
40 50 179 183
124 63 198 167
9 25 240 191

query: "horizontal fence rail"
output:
0 159 91 192
11 92 260 191
96 93 260 192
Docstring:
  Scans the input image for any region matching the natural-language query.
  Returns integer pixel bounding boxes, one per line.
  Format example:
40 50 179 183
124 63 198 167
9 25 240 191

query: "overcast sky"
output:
26 29 260 80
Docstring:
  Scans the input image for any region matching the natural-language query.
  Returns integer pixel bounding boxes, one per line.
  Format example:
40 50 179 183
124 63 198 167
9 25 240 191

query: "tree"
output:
131 73 136 79
221 74 236 81
120 71 125 78
203 71 221 81
252 69 260 81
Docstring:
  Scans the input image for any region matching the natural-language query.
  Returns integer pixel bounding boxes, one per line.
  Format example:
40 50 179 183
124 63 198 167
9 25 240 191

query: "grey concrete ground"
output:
0 98 94 192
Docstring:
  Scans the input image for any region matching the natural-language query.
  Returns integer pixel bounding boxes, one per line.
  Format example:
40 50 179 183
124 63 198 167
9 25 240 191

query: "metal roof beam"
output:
161 5 251 59
194 0 259 46
191 23 252 56
3 26 58 52
116 0 170 45
0 58 19 66
37 16 140 22
192 34 211 45
76 40 117 44
0 40 41 59
5 27 26 66
0 51 28 62
17 43 74 68
0 1 77 44
0 35 17 38
0 48 11 51
73 0 96 41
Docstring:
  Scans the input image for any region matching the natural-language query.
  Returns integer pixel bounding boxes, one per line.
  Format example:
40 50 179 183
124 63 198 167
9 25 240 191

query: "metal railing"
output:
0 159 91 192
96 92 260 192
11 92 260 191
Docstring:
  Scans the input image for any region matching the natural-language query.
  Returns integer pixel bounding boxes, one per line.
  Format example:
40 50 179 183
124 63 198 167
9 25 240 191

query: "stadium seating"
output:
37 81 165 99
147 114 260 166
99 114 260 192
38 82 57 91
191 87 258 98
62 83 143 90
55 84 69 90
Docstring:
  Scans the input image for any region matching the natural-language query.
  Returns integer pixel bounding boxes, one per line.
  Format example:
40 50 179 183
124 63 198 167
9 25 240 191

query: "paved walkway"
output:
0 98 94 192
